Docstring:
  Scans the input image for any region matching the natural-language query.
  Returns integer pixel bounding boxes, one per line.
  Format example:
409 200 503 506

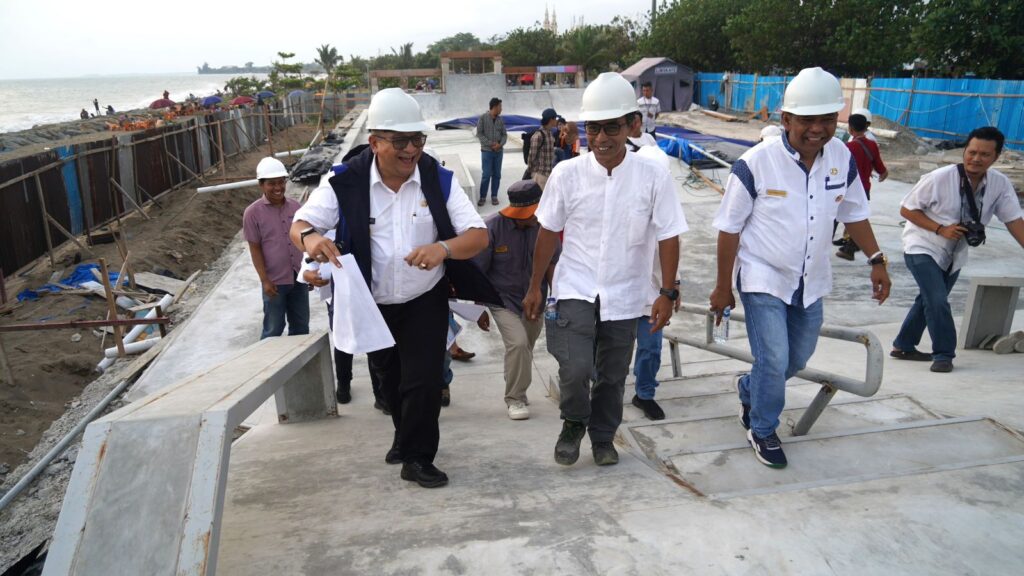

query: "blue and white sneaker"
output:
747 429 787 468
735 374 751 431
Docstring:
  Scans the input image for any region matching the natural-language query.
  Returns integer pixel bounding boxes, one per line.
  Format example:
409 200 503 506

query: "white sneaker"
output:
507 402 530 420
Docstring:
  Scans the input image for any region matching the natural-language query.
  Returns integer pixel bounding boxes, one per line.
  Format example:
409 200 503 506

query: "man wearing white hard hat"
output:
243 157 309 340
851 107 877 142
291 88 489 489
709 67 891 469
524 72 687 467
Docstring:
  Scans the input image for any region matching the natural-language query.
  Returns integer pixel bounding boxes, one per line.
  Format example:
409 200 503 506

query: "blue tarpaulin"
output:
16 263 128 302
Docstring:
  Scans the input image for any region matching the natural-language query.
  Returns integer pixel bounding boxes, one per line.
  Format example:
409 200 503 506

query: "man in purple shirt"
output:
243 157 309 339
473 180 559 420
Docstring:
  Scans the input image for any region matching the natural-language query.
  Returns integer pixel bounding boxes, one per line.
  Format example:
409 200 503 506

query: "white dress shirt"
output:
637 96 661 133
713 134 870 307
900 164 1022 272
294 160 484 304
536 151 688 321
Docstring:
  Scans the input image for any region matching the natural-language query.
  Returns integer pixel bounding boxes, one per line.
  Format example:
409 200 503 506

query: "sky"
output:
0 0 653 80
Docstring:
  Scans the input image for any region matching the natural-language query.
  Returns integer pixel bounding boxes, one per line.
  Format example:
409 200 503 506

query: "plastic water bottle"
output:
714 307 731 344
544 297 558 321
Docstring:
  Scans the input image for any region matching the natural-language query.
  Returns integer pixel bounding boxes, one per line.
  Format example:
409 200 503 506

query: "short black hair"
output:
489 97 502 110
641 81 652 89
848 114 868 133
966 126 1004 155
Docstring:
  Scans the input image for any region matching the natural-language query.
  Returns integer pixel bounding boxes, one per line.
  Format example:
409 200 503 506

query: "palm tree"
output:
559 25 615 79
315 44 341 77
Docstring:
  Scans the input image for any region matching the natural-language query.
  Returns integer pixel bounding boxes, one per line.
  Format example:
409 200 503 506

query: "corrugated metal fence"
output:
695 72 1024 151
0 94 360 277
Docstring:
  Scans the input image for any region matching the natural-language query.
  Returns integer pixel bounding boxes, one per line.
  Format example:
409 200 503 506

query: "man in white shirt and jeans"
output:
892 126 1024 372
525 72 687 467
710 67 891 469
637 81 660 137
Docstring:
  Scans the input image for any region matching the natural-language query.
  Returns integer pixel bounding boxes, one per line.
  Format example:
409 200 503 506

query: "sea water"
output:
0 73 266 133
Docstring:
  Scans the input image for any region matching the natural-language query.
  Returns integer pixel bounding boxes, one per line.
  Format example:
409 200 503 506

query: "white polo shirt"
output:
637 96 660 133
901 164 1022 272
294 160 484 305
536 151 688 321
713 134 870 307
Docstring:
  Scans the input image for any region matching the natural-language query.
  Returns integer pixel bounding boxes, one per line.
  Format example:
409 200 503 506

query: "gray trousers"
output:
491 307 543 405
546 299 637 443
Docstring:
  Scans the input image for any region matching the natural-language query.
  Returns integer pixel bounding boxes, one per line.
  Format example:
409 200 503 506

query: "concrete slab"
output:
668 417 1024 499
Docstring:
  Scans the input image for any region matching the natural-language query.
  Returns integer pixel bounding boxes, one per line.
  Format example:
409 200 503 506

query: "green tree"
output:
269 51 304 91
559 25 617 78
912 0 1024 78
427 32 484 55
314 44 341 77
644 0 742 71
494 26 559 66
724 0 834 74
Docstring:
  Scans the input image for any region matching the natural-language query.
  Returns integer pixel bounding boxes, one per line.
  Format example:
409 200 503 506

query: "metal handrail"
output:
665 302 884 436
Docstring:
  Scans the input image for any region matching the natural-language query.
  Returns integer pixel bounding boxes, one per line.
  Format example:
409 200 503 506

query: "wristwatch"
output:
659 287 680 301
299 227 317 249
867 252 888 266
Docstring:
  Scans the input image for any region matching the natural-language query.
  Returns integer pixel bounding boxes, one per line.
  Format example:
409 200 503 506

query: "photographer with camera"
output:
892 127 1024 373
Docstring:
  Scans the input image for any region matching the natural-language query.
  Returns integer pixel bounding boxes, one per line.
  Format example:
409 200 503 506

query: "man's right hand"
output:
302 270 329 287
709 285 736 326
937 224 968 241
305 233 342 267
522 286 543 321
262 280 278 298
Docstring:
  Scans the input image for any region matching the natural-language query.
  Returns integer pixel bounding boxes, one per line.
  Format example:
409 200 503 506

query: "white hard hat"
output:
256 157 288 179
367 88 429 132
579 72 640 122
760 125 783 140
780 67 845 116
635 145 670 172
851 107 872 123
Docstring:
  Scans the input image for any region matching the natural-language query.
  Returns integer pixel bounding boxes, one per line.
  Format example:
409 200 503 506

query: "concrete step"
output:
664 417 1024 499
622 382 823 424
626 394 938 460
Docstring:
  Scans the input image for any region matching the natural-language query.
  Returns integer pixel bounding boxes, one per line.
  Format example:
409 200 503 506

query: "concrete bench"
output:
44 332 336 576
959 276 1024 349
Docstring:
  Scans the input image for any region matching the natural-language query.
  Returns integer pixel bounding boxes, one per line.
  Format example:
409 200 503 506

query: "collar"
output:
780 130 824 174
587 148 632 175
369 155 421 193
259 195 287 207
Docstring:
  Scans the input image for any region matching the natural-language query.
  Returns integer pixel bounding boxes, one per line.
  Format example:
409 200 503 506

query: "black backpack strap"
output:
852 137 874 164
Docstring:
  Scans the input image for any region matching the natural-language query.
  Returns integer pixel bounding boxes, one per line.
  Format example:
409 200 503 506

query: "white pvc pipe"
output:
96 294 173 372
197 178 258 193
273 147 308 158
103 337 162 359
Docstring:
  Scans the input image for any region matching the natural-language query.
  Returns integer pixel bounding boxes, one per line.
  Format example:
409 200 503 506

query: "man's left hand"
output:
477 311 490 331
404 242 447 271
870 265 892 305
649 296 674 332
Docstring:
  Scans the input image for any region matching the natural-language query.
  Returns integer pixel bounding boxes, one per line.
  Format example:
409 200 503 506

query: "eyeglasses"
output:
584 121 627 136
375 134 427 150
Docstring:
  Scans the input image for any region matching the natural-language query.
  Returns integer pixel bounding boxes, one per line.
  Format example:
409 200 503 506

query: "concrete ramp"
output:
414 74 583 125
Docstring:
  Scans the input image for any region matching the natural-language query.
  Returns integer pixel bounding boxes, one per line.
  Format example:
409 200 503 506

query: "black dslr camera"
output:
961 221 986 247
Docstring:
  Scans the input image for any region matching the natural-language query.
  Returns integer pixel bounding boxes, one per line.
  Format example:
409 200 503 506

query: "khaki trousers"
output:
532 172 549 191
491 307 543 405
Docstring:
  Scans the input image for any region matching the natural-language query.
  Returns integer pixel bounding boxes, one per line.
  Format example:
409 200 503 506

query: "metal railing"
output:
666 302 884 436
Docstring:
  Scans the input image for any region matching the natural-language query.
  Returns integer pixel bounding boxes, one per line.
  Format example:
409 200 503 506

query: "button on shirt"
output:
901 164 1022 273
713 134 869 307
294 161 485 305
536 152 688 321
243 196 303 285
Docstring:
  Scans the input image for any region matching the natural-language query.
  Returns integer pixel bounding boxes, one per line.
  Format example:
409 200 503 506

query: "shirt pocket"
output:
411 212 436 247
627 207 651 246
824 176 845 191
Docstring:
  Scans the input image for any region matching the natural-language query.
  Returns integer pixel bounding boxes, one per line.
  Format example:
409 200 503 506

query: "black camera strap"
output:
956 163 983 223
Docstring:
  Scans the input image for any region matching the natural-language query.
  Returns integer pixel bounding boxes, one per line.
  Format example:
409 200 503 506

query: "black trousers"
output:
368 279 449 463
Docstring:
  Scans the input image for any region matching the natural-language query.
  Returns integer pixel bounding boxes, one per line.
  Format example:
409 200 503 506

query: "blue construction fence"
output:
695 72 1024 151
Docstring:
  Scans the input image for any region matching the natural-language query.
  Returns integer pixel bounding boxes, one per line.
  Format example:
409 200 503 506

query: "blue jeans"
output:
893 253 960 361
632 315 662 400
738 282 823 438
260 283 310 339
479 149 503 198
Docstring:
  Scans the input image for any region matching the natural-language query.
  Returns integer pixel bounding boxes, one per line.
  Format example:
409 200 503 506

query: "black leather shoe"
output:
336 382 351 404
440 387 451 407
374 397 391 415
631 395 665 420
401 461 449 488
385 436 402 465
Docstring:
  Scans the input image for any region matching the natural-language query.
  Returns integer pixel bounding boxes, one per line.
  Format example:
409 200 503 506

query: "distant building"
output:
543 4 558 35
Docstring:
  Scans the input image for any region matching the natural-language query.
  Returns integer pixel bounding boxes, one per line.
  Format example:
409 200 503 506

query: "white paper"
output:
448 300 487 322
330 254 395 354
314 265 332 302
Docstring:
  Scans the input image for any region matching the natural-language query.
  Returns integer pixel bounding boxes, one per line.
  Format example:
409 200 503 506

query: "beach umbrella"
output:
287 90 307 99
256 90 275 99
149 98 175 109
201 95 222 107
231 96 255 106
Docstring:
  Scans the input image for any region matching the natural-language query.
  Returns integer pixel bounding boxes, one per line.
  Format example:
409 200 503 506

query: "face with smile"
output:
962 137 999 179
258 177 287 205
585 114 637 170
782 112 837 162
370 130 426 185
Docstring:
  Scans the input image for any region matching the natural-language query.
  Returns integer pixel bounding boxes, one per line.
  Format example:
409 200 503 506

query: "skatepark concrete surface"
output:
125 94 1024 575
